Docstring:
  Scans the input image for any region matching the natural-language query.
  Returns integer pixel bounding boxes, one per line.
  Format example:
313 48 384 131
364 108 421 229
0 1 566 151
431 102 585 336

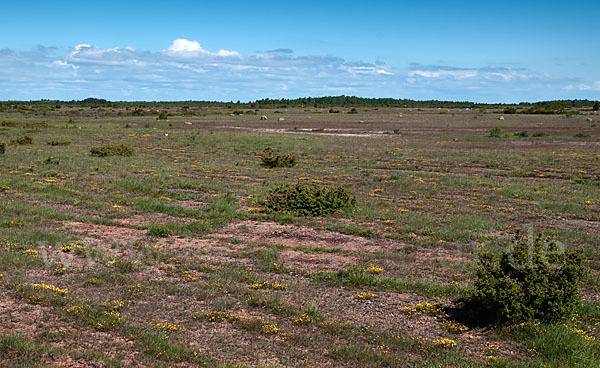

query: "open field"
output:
0 104 599 367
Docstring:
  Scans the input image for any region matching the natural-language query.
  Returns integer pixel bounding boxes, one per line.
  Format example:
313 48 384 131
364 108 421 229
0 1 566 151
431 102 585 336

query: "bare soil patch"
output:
62 221 146 245
116 212 194 227
213 220 401 253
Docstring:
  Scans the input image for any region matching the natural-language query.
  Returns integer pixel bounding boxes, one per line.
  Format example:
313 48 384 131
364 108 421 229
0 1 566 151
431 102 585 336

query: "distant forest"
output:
1 96 598 111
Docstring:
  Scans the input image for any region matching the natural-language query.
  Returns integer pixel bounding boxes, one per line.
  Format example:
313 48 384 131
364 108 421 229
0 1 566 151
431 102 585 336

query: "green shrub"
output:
473 231 586 325
10 135 33 145
46 140 70 146
90 144 134 157
514 131 529 137
532 132 547 137
260 148 297 168
43 157 60 165
574 132 590 138
266 182 356 216
0 142 5 154
488 127 502 138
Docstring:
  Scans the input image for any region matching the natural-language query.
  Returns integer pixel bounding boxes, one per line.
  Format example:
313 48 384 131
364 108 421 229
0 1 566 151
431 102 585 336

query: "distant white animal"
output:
261 115 268 120
184 122 192 125
499 116 505 120
165 133 168 137
586 117 593 122
278 117 285 121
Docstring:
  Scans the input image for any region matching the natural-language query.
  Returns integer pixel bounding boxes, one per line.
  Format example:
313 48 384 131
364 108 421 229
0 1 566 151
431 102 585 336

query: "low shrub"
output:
514 131 529 137
46 140 70 146
90 144 134 157
43 157 60 165
260 148 297 168
10 136 33 145
266 182 356 216
472 230 586 325
488 127 502 138
0 142 5 154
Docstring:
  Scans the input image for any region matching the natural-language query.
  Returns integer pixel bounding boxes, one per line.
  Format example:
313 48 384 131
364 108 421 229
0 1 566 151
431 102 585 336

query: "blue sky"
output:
1 0 599 102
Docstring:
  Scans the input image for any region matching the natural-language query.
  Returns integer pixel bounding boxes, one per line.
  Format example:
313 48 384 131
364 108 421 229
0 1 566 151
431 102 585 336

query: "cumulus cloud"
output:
165 38 240 57
167 39 203 53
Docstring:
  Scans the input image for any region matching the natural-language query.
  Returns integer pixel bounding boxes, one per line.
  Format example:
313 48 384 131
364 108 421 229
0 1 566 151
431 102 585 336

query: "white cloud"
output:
407 65 544 82
0 39 398 101
409 69 478 79
566 81 600 91
1 41 596 102
167 38 204 53
216 49 240 57
341 65 393 76
165 38 240 58
52 60 79 69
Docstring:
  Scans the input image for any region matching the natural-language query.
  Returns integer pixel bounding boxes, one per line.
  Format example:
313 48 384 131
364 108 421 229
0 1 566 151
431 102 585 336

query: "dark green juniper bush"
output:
472 230 586 325
266 182 356 216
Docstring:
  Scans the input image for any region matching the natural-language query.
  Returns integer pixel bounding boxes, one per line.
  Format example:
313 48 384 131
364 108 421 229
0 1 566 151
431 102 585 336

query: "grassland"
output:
0 104 599 367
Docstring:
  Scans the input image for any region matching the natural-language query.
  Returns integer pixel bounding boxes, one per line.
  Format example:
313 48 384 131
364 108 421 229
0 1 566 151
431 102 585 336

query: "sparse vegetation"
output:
0 103 598 367
90 144 134 157
9 135 33 145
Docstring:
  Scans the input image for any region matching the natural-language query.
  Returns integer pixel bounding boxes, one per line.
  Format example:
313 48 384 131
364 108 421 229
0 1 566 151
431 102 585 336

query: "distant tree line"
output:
1 96 598 111
251 96 480 108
